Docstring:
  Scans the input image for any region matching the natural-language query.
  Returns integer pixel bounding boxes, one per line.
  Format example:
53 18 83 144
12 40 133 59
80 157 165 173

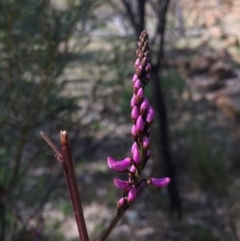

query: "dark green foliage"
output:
0 0 97 239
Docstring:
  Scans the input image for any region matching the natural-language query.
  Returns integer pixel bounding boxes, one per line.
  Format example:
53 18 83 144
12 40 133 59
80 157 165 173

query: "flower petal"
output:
107 157 131 172
147 177 171 188
114 178 129 190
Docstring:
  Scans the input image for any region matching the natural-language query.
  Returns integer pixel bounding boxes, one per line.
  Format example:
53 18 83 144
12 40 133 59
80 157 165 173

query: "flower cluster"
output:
107 30 170 210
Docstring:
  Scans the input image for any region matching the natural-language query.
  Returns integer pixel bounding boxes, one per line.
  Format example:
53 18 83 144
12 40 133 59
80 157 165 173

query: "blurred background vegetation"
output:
1 0 240 240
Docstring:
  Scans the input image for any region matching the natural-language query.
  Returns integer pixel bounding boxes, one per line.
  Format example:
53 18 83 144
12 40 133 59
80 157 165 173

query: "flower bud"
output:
114 178 130 190
134 59 140 69
131 142 138 154
107 157 131 172
136 88 144 104
147 177 171 188
133 79 141 94
143 136 150 152
127 185 137 203
132 146 141 164
131 106 139 123
136 115 144 135
132 74 138 83
130 95 137 108
141 57 148 66
136 65 143 77
140 99 149 116
117 197 126 209
131 125 137 141
146 106 154 125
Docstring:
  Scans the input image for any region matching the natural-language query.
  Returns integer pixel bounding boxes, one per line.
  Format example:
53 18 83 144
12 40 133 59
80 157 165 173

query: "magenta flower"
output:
107 30 170 210
107 157 131 172
147 177 171 188
114 178 130 190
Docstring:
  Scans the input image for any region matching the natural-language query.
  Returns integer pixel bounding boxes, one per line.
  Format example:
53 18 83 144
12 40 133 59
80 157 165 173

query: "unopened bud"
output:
132 146 141 164
134 59 140 70
117 197 126 209
140 99 149 116
131 125 137 141
136 115 144 135
136 65 143 77
133 79 141 94
146 106 154 126
136 88 144 104
143 136 150 152
127 185 137 203
132 74 138 83
131 106 139 123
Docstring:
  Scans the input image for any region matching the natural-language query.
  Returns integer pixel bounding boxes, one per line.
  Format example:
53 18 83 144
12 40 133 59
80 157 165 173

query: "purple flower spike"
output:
127 185 137 203
132 146 141 164
136 115 144 134
131 106 139 123
147 177 171 188
130 95 136 108
136 88 144 104
108 31 159 208
114 178 130 190
107 157 131 172
132 74 138 83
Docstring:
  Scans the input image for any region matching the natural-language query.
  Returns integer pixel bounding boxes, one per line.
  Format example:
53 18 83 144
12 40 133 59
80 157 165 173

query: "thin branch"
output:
41 131 90 241
40 132 62 158
60 131 89 241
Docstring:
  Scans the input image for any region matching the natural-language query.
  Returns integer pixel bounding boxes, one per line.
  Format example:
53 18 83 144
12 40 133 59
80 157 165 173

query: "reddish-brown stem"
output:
41 131 89 241
60 131 89 241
